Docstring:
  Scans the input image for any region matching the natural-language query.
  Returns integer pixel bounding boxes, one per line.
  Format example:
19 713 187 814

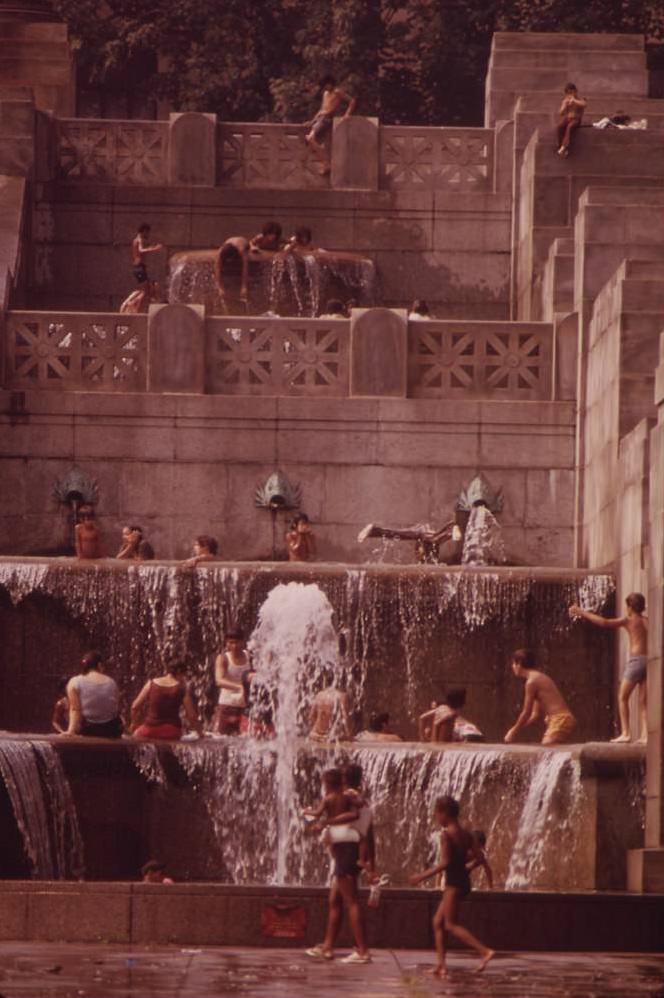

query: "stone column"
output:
350 308 407 397
627 331 664 891
168 113 217 187
330 116 379 190
147 304 205 394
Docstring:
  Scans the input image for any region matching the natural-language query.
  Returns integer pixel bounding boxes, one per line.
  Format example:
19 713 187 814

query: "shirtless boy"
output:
304 767 370 963
75 505 102 559
557 82 587 157
305 75 356 175
409 795 494 977
131 223 163 286
183 535 219 568
569 593 648 743
309 670 353 742
285 513 317 562
504 648 576 745
214 223 282 308
116 525 143 560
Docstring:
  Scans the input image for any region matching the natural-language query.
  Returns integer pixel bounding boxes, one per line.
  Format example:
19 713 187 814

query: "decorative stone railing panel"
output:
206 316 349 395
217 123 328 189
4 311 148 391
408 321 552 400
379 127 494 192
56 119 169 184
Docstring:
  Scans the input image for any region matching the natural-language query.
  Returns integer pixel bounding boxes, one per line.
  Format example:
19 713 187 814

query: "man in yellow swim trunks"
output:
504 648 576 746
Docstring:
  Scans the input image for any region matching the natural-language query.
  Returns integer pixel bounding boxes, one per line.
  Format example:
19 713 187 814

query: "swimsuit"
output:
134 680 185 740
309 112 333 140
133 263 148 284
624 655 647 683
442 831 472 897
332 841 360 879
544 711 576 743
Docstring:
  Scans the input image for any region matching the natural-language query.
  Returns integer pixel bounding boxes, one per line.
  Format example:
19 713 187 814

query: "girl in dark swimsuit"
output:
410 795 495 978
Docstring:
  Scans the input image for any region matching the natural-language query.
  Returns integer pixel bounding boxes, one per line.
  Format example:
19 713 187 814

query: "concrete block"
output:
323 464 433 524
554 312 579 401
350 308 407 397
168 113 217 187
147 304 205 394
331 116 378 190
627 848 664 892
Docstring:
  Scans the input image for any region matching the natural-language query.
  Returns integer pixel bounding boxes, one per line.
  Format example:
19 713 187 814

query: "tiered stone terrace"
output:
2 26 664 890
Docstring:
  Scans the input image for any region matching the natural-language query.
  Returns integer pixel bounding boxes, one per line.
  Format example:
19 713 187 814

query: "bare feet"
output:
432 964 448 978
476 950 495 973
636 734 647 744
611 733 631 744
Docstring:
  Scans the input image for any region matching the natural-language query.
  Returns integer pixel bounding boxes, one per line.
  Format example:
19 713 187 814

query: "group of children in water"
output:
73 512 317 564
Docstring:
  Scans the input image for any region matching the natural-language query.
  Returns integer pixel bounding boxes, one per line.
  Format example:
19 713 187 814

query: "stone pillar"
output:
168 113 217 187
147 304 205 394
552 312 578 401
0 3 75 116
350 308 407 397
330 116 379 190
627 331 664 891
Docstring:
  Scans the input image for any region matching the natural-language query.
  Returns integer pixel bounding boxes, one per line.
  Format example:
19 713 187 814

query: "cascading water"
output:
462 505 506 566
0 740 84 879
0 560 617 742
505 751 585 889
168 248 375 317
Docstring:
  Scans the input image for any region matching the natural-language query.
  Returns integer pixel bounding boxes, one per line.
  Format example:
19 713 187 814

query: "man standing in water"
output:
504 648 576 745
569 593 648 743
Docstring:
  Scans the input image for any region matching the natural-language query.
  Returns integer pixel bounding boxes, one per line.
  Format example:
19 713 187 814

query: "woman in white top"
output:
213 629 253 735
64 650 123 738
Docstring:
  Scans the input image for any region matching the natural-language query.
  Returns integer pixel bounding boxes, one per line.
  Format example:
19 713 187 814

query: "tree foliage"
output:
53 0 664 124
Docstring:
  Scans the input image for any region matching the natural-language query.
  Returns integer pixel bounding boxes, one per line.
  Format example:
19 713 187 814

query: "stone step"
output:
490 49 645 71
517 93 664 114
534 129 664 180
584 185 664 206
488 65 648 96
552 237 575 256
624 260 664 281
620 279 664 311
492 32 645 51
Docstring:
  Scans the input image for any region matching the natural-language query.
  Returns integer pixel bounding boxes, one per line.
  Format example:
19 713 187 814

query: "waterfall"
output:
0 561 616 740
462 505 506 566
505 751 585 889
0 739 84 879
129 740 592 890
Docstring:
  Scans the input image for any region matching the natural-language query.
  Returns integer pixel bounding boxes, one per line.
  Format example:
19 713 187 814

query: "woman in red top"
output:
131 664 202 740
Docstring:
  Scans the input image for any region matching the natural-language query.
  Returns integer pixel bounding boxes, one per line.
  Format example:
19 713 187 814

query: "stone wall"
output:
0 390 576 565
27 183 512 319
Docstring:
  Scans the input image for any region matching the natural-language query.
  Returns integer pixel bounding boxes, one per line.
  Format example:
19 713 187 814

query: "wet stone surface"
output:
0 945 662 998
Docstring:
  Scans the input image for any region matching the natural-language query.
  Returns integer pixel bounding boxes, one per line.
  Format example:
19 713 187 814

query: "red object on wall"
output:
261 903 307 939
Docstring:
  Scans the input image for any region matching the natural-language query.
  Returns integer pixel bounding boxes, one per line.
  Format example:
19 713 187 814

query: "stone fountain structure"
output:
0 11 663 951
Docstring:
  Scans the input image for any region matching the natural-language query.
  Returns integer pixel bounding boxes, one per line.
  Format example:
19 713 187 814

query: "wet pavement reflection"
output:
0 944 662 997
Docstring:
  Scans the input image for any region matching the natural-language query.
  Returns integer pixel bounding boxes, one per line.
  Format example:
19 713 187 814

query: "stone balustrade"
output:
4 310 147 391
3 307 557 401
47 113 496 193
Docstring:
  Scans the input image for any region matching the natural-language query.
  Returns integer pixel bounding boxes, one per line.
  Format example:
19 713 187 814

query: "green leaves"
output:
53 0 664 124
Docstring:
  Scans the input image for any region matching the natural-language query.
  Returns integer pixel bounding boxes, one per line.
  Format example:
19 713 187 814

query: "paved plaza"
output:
0 944 662 998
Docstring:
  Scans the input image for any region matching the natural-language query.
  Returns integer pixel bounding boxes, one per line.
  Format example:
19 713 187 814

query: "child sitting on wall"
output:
141 859 174 884
419 688 484 743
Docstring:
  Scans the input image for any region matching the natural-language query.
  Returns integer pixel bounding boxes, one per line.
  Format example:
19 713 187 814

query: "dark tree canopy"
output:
54 0 664 124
